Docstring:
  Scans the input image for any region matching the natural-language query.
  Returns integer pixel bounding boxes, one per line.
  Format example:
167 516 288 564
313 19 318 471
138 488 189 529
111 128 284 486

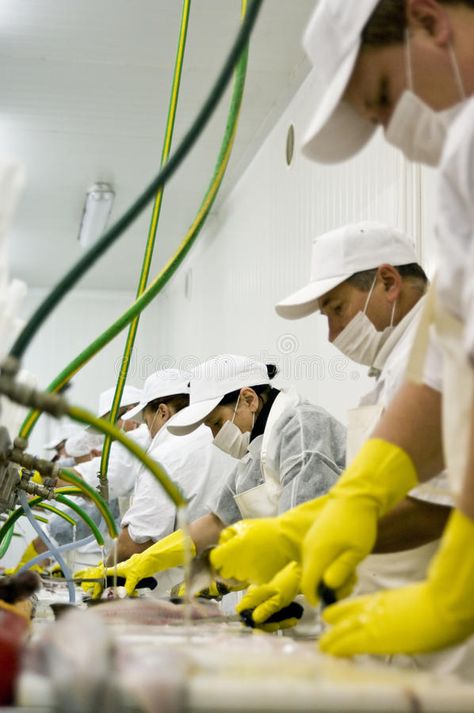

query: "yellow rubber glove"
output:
320 508 474 656
31 470 44 485
5 540 47 575
171 578 245 601
236 561 301 631
49 563 63 578
18 468 43 486
301 439 418 606
210 496 329 586
74 563 106 599
105 529 194 598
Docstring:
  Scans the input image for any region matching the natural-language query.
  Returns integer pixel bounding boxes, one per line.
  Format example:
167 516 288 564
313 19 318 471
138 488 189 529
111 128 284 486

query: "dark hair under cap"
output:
218 364 278 407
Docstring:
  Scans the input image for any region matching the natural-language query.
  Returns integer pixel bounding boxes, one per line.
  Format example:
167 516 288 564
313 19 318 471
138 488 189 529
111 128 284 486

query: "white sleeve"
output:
121 444 179 544
121 468 177 544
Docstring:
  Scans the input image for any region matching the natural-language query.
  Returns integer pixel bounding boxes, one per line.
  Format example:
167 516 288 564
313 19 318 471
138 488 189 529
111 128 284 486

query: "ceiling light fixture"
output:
77 182 115 248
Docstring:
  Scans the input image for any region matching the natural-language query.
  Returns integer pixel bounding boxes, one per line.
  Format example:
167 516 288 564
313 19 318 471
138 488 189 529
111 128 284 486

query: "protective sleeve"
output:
211 465 247 527
275 404 346 514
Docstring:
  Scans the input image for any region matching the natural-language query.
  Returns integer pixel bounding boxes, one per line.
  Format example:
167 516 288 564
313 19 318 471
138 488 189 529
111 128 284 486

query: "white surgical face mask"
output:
332 277 396 366
57 456 75 468
386 33 466 166
213 395 255 459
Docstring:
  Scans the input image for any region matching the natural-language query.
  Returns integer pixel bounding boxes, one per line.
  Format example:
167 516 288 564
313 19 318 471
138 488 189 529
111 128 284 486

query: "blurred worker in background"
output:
110 369 233 596
78 369 234 597
5 427 102 575
80 354 346 614
212 0 474 664
8 384 142 574
72 384 146 509
50 383 146 571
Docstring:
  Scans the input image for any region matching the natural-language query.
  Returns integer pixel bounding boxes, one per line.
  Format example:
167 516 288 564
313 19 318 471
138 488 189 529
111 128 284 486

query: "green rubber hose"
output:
100 0 191 496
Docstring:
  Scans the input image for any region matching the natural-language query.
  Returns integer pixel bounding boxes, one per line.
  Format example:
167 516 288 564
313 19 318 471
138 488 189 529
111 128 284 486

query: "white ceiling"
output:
1 0 315 290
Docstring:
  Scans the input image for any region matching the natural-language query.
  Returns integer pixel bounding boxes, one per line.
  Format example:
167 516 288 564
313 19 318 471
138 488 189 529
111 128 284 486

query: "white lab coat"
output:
56 424 152 569
76 423 151 499
121 423 234 596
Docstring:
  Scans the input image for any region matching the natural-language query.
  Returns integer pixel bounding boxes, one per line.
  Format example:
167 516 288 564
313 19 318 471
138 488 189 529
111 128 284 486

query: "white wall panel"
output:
145 68 437 425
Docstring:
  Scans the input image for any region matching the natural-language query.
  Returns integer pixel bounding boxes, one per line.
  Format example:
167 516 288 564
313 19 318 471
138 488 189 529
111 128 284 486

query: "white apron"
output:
348 402 440 597
233 389 300 519
407 281 474 497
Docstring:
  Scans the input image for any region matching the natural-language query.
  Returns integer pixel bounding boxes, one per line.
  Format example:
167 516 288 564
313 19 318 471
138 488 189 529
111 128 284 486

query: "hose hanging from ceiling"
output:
98 0 191 500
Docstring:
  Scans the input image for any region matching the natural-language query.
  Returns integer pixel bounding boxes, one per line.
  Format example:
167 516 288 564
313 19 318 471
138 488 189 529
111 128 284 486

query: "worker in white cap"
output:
73 383 147 502
86 355 346 608
43 421 81 462
19 384 145 573
96 384 143 429
77 369 234 597
52 383 148 570
213 0 474 661
276 223 453 591
6 426 104 575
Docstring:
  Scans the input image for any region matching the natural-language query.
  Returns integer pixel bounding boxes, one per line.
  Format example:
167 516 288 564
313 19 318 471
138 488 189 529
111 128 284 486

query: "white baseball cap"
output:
65 430 103 458
98 385 142 419
122 369 191 421
167 355 270 436
301 0 381 164
44 423 80 450
275 222 418 320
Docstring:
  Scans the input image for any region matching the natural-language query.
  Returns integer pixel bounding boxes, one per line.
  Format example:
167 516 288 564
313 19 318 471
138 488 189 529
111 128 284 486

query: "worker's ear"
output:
240 387 259 413
407 0 453 46
158 402 172 421
377 264 402 304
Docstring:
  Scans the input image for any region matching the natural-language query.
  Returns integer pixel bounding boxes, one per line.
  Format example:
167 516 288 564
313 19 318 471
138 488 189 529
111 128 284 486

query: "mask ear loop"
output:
363 275 378 316
232 391 256 434
389 299 397 328
448 42 466 99
148 406 163 440
231 393 241 424
404 28 414 92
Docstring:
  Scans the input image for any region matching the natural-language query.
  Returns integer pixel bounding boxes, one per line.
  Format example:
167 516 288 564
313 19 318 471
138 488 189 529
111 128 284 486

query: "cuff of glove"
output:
332 438 418 517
